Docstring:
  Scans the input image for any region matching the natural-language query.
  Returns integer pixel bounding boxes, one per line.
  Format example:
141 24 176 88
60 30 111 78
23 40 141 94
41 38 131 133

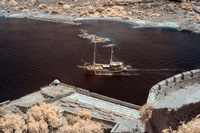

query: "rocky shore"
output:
0 0 200 33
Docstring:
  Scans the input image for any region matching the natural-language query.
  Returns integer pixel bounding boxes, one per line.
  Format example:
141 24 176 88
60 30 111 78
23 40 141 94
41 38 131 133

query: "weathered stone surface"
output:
63 4 71 9
41 85 75 99
15 92 46 107
79 104 94 110
38 4 48 9
61 103 69 108
179 21 200 34
148 69 200 107
57 1 64 5
68 93 140 118
69 104 77 108
0 100 10 106
194 6 200 14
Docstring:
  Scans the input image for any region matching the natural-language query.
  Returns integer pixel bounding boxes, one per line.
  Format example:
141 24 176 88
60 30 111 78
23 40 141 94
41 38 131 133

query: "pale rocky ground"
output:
155 83 200 109
0 0 200 33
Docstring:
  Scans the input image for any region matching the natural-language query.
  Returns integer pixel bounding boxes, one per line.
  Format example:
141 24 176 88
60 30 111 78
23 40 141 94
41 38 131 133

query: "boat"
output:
78 36 127 75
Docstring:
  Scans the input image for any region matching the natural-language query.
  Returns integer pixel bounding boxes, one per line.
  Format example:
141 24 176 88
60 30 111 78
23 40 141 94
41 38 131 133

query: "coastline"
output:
0 9 199 33
1 0 200 34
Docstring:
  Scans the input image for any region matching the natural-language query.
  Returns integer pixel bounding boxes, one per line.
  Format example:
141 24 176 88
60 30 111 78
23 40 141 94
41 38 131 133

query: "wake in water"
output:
93 68 186 76
125 68 186 72
120 68 186 76
93 68 185 76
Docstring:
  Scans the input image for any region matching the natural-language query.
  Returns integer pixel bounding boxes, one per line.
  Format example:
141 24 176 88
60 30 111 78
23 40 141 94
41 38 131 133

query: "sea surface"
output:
0 18 200 105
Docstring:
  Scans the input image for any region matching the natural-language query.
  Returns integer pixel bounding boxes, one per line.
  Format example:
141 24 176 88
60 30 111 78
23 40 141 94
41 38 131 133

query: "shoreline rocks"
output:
0 0 200 34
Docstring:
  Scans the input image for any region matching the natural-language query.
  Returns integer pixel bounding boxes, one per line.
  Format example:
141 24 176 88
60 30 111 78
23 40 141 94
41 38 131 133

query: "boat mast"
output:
110 45 113 64
93 35 96 66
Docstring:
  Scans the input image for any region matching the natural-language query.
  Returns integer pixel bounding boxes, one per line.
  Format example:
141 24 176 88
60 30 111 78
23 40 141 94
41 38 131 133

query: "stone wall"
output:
147 69 200 104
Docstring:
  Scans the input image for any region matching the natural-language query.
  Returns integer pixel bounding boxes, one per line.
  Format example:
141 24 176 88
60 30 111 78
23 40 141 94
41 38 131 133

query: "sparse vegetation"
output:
78 110 92 120
0 105 6 118
60 119 103 133
139 103 155 124
0 114 27 132
60 110 103 133
26 102 62 132
0 103 103 133
180 2 193 11
163 114 200 133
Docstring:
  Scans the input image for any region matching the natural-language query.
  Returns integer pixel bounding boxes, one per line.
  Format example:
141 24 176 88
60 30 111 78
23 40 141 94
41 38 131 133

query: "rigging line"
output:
111 44 120 62
96 45 106 64
112 54 120 62
79 43 90 63
113 39 121 51
95 32 107 64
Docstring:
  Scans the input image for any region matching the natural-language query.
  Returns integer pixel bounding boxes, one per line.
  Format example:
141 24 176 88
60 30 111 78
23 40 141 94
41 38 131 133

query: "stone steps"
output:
68 93 140 118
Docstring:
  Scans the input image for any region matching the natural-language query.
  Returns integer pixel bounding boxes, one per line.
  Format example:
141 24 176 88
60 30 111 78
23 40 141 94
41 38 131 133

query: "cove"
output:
0 18 200 105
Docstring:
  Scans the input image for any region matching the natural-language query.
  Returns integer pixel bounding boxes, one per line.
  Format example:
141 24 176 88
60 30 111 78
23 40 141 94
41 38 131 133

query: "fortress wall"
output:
147 69 200 104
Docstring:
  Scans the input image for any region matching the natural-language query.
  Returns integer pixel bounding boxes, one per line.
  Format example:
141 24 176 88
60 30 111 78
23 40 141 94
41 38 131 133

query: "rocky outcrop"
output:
179 20 200 34
38 4 48 9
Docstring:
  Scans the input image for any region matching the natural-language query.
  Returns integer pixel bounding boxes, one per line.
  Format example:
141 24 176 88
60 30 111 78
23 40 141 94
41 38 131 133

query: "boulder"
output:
57 1 64 5
180 2 193 11
63 4 71 9
9 0 18 5
194 6 200 14
38 4 48 9
29 0 36 5
88 9 95 14
22 9 30 13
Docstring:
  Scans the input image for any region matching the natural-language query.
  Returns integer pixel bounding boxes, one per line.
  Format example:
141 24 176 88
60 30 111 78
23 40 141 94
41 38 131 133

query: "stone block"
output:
0 100 10 106
63 109 77 116
158 80 167 89
113 112 123 117
182 71 192 80
147 93 156 104
69 104 77 108
101 108 112 114
174 73 184 83
79 104 94 110
99 111 110 116
61 104 69 108
67 98 76 103
191 69 200 78
95 107 102 111
166 77 175 86
41 85 75 99
150 84 159 93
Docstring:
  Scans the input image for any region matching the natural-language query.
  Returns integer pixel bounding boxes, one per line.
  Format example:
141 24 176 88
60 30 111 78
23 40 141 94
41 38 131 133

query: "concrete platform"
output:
68 93 140 118
156 84 200 109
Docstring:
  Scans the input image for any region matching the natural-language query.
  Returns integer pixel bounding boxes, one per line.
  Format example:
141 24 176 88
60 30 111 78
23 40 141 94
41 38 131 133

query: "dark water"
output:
0 18 200 105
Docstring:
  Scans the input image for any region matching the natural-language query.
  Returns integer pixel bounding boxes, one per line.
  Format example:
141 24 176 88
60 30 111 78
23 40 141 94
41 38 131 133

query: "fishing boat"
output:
78 36 127 75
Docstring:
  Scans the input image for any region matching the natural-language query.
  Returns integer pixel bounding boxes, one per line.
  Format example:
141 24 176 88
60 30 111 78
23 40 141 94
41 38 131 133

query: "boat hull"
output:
85 68 124 75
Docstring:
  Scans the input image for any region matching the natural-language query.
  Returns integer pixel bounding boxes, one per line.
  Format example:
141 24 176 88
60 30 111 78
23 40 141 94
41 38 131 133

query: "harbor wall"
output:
59 83 141 110
147 69 200 104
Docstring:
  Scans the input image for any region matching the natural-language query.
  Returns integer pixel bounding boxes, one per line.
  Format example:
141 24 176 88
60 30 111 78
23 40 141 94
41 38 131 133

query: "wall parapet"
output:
147 69 200 104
